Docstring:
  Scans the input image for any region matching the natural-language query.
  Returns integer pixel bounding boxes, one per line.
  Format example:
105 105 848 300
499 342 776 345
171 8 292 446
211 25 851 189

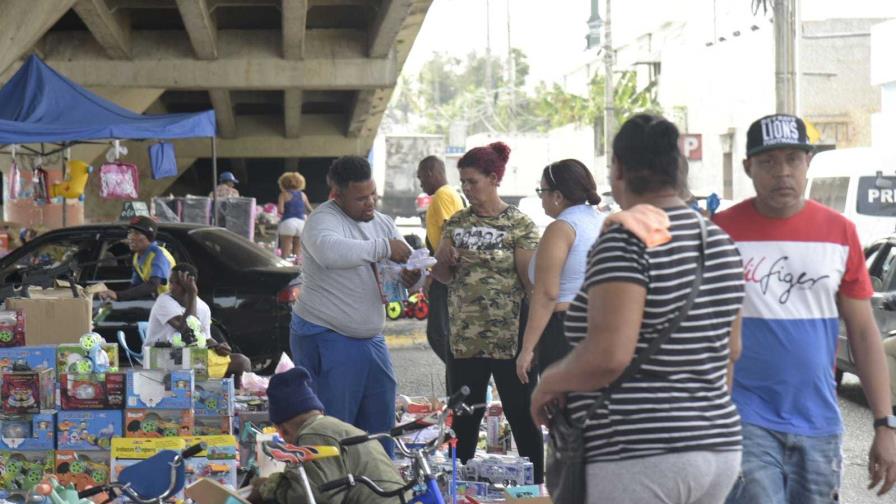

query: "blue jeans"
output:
726 423 842 504
289 313 397 457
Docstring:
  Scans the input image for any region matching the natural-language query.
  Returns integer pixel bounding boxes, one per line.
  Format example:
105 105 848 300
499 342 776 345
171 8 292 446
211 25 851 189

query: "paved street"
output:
387 320 888 504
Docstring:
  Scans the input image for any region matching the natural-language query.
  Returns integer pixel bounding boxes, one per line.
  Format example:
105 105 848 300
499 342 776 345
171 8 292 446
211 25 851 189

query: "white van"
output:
806 147 896 246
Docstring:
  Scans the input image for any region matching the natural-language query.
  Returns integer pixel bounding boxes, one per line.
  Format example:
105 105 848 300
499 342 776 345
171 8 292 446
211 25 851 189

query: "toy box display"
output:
0 411 54 450
235 409 274 463
56 410 122 451
1 368 54 413
126 369 194 409
59 372 126 410
0 310 25 348
194 378 235 416
144 345 212 381
124 408 194 438
0 345 55 372
183 435 239 489
194 415 233 436
463 455 535 487
111 437 186 499
0 449 54 492
54 450 110 495
57 338 119 374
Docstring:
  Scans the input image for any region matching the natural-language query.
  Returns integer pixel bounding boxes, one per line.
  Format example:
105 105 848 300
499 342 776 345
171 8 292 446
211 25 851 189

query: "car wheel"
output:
835 367 844 388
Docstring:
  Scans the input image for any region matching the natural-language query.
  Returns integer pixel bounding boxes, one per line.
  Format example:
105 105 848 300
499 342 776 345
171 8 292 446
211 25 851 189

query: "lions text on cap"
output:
761 116 801 145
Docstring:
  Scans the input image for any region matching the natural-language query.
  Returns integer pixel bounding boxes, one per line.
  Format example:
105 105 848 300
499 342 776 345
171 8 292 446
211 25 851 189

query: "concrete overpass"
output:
0 0 432 219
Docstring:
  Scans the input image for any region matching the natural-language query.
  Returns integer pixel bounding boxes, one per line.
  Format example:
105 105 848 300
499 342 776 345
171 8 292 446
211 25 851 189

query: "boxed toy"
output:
124 408 194 438
235 410 274 463
0 310 25 348
144 345 212 381
183 435 239 489
59 372 126 410
57 410 122 451
463 455 535 487
194 415 233 436
0 345 55 372
57 341 119 374
111 437 186 499
0 411 54 450
54 450 111 496
0 449 54 492
1 368 54 413
194 378 235 416
126 369 194 409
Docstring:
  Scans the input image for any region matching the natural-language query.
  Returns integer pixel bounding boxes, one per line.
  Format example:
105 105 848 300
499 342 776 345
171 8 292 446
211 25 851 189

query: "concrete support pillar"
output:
0 0 76 74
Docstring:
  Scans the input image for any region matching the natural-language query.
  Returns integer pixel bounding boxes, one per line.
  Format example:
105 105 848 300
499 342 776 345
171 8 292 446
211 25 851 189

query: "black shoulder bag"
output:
545 215 708 504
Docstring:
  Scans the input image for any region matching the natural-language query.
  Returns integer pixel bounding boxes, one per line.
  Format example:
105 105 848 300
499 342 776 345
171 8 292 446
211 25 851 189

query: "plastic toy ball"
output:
205 399 218 410
0 331 12 343
163 427 177 437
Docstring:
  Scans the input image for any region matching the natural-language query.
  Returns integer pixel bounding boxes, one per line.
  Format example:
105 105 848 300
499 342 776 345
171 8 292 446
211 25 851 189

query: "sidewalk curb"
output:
385 333 427 349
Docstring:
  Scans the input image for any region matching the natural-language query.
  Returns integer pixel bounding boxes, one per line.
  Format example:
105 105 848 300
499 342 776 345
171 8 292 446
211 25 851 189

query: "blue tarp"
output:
0 55 216 144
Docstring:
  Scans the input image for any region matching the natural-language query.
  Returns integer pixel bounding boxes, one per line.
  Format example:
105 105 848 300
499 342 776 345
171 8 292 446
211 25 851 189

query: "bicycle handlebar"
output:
320 473 415 498
76 443 205 502
77 485 107 498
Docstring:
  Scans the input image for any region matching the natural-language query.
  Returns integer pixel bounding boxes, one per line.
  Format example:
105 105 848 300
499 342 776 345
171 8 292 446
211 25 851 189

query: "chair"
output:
117 321 148 367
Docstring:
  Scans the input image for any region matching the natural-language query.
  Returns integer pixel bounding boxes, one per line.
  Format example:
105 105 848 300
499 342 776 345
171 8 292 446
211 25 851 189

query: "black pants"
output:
426 280 453 394
536 311 571 374
448 357 544 484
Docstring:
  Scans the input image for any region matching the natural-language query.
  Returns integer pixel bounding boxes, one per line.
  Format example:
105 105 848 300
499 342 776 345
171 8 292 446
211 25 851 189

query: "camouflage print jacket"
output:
442 205 538 359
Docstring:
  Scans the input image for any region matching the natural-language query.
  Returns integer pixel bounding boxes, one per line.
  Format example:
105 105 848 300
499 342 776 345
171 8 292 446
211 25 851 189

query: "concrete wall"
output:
871 19 896 149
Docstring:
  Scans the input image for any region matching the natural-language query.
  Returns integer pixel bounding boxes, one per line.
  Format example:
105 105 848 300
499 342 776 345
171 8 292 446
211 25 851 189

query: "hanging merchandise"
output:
100 162 140 200
149 142 177 180
32 167 50 204
8 161 22 200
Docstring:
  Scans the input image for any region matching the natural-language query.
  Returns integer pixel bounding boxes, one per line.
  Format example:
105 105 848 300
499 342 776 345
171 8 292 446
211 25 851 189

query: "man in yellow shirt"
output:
417 156 464 390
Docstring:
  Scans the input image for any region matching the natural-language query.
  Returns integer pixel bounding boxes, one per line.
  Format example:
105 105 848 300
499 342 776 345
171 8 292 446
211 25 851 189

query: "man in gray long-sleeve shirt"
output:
290 155 414 457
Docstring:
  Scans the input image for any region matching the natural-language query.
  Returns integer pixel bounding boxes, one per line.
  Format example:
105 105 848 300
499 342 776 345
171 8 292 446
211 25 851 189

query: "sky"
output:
403 0 594 88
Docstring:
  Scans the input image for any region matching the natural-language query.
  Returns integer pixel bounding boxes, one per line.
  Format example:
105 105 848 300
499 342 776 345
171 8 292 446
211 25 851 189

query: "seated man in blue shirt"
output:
99 216 176 302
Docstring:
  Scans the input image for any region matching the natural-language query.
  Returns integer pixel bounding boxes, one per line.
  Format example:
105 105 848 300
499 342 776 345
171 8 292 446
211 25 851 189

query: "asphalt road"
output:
386 319 890 504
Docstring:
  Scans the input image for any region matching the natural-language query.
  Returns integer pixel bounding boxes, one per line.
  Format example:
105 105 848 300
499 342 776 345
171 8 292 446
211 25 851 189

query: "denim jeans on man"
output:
725 423 842 504
290 313 397 457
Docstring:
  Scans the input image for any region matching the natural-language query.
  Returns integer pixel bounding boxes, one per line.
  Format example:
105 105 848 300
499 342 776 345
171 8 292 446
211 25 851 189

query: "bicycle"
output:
318 386 471 504
259 439 342 504
73 443 206 503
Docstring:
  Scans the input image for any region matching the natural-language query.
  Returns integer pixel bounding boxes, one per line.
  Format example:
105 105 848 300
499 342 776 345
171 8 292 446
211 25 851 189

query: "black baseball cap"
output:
127 216 158 241
746 114 814 157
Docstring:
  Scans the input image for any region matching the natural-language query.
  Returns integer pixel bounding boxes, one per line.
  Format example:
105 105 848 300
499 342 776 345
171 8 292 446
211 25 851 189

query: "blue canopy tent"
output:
0 55 218 224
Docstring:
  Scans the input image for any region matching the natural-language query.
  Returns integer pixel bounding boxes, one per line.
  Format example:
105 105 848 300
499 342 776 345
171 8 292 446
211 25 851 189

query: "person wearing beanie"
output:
430 142 545 484
249 367 405 504
99 216 176 302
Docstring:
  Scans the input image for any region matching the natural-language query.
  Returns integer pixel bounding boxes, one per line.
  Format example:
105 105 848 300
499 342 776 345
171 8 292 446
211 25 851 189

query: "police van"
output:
805 147 896 246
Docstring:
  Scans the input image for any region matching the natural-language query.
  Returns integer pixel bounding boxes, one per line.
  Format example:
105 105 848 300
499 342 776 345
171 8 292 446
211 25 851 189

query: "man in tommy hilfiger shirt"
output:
715 114 896 502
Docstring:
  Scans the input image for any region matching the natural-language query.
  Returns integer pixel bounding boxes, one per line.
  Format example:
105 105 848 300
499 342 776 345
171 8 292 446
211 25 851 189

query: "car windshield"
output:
188 228 293 269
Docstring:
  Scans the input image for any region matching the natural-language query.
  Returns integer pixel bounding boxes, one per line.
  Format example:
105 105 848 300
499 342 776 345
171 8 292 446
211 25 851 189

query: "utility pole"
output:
485 0 493 114
774 0 796 113
506 0 515 131
603 0 614 171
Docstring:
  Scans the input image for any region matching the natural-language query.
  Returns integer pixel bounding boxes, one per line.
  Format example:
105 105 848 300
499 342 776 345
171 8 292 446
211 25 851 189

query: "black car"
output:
835 236 896 385
0 223 300 371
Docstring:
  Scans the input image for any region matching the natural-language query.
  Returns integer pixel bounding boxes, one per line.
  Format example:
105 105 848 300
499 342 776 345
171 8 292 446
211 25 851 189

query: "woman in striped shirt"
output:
530 114 746 504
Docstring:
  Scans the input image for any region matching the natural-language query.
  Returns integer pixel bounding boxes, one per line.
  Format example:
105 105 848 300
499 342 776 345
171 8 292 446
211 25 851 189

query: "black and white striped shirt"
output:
564 207 745 463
